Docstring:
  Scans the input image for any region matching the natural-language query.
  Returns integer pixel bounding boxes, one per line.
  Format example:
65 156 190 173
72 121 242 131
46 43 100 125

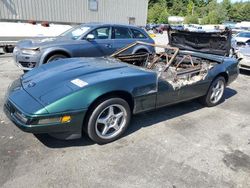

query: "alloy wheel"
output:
95 104 127 139
210 80 225 104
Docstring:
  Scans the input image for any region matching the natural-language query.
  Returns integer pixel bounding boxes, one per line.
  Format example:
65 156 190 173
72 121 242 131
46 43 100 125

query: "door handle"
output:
105 44 112 48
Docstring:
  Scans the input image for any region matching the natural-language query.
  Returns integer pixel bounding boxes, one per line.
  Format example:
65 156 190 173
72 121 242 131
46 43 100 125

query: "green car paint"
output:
4 54 239 140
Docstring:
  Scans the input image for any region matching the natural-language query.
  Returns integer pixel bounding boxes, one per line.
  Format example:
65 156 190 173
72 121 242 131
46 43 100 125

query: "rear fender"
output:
132 45 151 54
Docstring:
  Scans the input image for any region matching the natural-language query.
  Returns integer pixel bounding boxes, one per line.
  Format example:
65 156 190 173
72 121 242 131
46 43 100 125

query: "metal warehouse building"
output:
0 0 148 26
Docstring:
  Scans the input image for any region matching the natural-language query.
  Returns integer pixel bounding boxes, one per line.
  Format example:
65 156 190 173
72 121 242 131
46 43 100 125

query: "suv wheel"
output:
46 54 67 63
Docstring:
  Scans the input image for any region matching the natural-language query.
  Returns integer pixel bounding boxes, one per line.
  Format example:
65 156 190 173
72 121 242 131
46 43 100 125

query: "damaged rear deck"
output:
111 41 218 89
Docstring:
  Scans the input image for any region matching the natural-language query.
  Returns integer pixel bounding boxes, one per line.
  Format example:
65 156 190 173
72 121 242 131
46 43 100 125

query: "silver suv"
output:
13 23 155 72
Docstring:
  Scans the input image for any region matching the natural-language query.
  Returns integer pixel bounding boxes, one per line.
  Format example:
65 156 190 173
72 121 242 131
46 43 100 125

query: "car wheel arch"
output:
204 71 229 95
43 50 71 64
199 76 226 107
133 47 150 54
135 48 149 53
82 90 134 131
216 72 229 84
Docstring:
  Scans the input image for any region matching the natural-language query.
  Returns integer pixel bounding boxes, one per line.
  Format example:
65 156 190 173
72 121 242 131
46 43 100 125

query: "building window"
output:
89 0 98 11
128 17 136 25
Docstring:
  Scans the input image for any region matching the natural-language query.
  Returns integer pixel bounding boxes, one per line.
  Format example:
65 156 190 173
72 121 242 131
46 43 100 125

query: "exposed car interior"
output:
111 41 218 89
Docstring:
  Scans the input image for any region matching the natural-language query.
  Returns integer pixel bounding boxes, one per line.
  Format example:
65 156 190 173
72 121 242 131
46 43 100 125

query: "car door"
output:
130 28 155 53
156 74 181 108
112 26 135 54
79 26 115 57
130 28 150 43
157 69 211 106
177 78 211 101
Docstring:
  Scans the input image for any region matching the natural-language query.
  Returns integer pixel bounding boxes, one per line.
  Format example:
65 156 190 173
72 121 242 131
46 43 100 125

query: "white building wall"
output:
0 0 148 26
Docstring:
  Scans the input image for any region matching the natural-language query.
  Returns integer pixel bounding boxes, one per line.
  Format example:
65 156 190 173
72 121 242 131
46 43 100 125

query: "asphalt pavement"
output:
0 50 250 187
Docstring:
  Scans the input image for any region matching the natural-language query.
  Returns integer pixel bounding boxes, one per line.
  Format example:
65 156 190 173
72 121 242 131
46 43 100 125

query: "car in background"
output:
231 31 250 52
145 23 159 31
153 24 169 34
13 23 155 72
184 24 203 32
170 25 184 31
145 24 169 34
237 47 250 71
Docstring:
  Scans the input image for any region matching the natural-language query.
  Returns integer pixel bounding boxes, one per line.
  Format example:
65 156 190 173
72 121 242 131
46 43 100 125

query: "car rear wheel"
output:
199 76 226 107
135 49 148 54
134 49 149 66
46 54 67 63
86 98 131 144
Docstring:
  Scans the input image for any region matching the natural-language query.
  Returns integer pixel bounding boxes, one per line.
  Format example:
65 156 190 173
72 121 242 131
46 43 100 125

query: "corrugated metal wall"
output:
0 0 148 25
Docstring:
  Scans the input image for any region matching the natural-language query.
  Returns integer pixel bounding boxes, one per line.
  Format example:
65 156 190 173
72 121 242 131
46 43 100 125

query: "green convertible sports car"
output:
4 29 239 144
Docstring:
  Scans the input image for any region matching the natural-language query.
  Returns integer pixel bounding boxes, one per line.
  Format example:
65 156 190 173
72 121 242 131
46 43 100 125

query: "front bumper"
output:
3 98 86 137
13 50 40 71
239 58 250 71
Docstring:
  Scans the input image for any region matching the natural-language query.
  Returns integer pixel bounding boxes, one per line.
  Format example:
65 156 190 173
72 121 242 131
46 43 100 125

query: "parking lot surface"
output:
0 50 250 187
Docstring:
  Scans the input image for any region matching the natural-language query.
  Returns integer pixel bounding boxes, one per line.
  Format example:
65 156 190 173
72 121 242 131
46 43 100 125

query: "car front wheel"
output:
200 76 226 107
86 98 131 144
46 54 67 63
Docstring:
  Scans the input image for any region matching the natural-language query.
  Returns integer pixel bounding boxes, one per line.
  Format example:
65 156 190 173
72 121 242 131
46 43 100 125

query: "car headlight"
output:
13 47 19 53
21 48 40 55
14 111 28 124
37 115 71 125
237 52 244 59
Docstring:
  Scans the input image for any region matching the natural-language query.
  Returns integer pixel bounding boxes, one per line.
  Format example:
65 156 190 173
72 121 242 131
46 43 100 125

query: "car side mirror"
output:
86 34 95 41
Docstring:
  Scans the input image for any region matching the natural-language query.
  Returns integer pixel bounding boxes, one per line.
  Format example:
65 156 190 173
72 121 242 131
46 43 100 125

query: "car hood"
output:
238 47 250 56
168 29 231 56
234 37 250 43
16 36 73 49
21 57 142 106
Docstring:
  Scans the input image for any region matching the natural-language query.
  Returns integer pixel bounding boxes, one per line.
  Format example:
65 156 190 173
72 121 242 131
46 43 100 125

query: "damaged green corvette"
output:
4 29 239 144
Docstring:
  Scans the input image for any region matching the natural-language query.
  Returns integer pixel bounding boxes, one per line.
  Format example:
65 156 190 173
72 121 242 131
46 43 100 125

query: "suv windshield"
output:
238 32 250 38
60 25 92 40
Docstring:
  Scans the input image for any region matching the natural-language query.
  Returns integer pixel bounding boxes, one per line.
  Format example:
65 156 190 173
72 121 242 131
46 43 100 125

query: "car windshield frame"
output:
59 25 93 40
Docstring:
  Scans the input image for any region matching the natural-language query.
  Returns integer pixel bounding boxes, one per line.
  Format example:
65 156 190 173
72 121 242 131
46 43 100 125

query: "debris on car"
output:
111 41 217 90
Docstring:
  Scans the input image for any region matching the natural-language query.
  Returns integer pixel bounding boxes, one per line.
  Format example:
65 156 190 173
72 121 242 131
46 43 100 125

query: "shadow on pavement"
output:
35 88 237 148
223 88 237 100
35 133 94 148
126 88 237 137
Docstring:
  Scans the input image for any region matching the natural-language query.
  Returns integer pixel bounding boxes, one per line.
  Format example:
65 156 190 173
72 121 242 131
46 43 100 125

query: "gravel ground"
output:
0 36 250 187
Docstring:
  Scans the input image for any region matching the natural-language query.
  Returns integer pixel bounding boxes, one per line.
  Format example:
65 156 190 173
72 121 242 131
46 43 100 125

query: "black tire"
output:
199 76 226 107
23 70 29 73
46 54 67 64
134 49 149 66
3 46 14 53
135 49 148 54
86 98 131 144
232 48 235 54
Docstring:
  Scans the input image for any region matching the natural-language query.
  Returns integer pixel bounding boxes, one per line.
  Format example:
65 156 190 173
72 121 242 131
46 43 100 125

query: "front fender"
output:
38 47 72 66
44 74 157 114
